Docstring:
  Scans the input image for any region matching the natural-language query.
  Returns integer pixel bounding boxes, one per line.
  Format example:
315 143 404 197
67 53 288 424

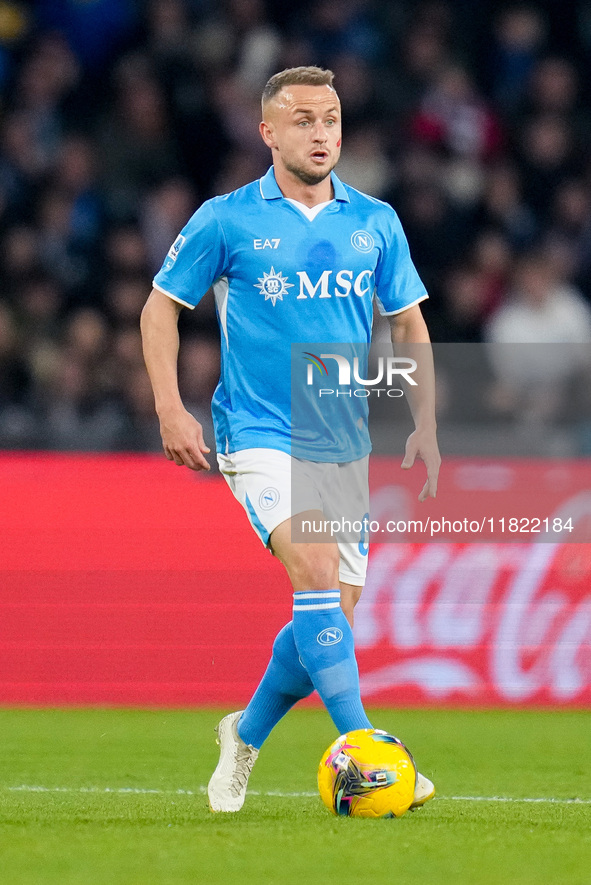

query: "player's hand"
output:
401 428 440 502
158 407 211 471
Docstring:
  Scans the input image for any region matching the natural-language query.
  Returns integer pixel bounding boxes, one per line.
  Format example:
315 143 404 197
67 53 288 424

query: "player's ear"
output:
260 119 277 149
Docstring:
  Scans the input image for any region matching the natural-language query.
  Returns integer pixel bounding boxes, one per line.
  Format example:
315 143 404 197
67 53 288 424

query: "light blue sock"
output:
237 622 314 749
291 590 372 735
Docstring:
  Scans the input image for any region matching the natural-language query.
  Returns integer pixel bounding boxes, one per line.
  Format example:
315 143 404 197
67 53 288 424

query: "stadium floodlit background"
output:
0 2 590 884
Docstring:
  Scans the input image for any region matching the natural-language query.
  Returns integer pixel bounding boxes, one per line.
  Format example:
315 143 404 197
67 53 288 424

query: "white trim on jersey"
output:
152 281 195 310
213 276 230 347
286 198 334 221
376 292 429 316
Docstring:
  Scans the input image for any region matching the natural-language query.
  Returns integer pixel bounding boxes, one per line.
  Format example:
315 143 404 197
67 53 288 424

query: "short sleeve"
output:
153 200 228 309
373 207 428 315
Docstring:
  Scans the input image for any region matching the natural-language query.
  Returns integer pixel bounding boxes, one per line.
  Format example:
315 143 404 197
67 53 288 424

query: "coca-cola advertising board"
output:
0 454 589 706
356 457 591 706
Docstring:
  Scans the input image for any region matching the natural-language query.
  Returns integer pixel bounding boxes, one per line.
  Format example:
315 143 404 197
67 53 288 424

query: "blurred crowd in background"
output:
1 0 591 453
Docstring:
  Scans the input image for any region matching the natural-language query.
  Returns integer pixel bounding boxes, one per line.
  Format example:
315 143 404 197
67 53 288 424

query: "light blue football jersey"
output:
153 167 427 462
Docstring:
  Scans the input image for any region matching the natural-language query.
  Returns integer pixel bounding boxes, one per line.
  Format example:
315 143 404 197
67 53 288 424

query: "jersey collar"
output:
259 166 350 203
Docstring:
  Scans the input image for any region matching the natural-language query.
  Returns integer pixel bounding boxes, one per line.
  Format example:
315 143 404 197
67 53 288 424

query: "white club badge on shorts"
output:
259 487 280 510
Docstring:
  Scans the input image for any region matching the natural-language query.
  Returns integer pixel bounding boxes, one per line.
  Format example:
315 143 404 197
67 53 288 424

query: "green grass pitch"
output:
0 708 589 884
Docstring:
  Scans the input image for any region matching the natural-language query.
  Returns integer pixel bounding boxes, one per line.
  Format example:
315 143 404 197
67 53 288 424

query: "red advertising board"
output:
0 454 589 706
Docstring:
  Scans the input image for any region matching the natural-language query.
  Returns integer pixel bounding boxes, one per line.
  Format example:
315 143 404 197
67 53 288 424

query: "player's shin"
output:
291 590 372 735
237 622 314 749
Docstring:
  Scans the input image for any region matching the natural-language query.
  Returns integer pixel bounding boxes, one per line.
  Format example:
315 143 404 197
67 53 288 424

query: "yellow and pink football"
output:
318 728 417 818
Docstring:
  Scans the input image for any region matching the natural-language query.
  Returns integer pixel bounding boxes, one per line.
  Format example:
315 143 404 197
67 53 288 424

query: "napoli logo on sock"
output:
317 627 343 646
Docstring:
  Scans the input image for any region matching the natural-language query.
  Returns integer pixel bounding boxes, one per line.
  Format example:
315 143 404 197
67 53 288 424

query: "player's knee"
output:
287 545 340 591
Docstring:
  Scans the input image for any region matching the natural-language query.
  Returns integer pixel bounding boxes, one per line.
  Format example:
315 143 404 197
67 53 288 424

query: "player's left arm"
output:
389 303 441 502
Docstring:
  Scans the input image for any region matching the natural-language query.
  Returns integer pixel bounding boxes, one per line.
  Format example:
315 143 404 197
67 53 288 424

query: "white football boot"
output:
410 771 435 810
208 711 259 812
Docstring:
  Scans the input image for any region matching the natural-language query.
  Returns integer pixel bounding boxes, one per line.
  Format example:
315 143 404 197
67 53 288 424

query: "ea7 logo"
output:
254 238 280 249
317 627 344 646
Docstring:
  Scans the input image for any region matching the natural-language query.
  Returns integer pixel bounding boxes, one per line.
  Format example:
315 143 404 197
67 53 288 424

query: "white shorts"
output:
217 448 369 585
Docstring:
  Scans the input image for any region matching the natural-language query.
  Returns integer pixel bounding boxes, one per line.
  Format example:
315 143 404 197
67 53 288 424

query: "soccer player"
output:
141 67 441 813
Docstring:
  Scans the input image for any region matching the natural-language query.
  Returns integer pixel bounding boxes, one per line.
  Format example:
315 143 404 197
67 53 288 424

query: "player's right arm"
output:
140 288 211 471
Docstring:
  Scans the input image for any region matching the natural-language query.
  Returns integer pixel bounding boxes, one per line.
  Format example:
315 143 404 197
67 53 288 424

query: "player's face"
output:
260 84 342 187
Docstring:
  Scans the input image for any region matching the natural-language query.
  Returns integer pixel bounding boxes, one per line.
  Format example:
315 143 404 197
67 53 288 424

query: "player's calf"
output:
291 590 372 735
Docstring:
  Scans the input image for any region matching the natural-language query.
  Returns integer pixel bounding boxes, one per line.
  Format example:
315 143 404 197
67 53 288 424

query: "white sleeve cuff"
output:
152 282 195 309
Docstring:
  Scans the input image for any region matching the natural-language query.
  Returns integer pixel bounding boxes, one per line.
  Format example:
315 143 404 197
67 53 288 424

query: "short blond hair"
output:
262 66 335 108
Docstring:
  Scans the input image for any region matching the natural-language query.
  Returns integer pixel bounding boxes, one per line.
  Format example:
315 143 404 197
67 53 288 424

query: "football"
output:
317 728 417 818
